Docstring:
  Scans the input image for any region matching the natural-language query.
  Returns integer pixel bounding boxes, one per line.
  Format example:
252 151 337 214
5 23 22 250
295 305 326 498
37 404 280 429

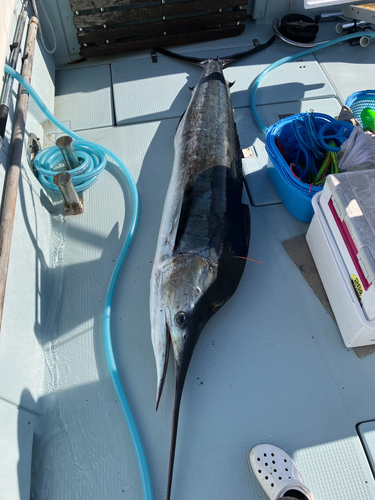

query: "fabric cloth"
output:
338 126 375 172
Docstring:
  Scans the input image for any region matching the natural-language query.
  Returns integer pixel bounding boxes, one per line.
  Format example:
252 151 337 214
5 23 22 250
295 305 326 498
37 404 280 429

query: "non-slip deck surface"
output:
54 65 114 131
33 22 375 500
111 41 336 125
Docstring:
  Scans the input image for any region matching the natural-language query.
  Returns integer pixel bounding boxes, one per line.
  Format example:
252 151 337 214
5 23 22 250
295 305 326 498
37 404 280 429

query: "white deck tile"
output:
54 65 114 131
111 39 336 126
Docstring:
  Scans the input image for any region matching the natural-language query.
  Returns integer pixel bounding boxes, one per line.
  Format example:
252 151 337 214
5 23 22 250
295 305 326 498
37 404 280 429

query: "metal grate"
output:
71 0 248 57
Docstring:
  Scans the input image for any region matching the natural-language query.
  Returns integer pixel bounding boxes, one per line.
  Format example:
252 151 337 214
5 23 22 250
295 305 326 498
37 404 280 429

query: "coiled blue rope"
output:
3 64 153 500
250 31 375 134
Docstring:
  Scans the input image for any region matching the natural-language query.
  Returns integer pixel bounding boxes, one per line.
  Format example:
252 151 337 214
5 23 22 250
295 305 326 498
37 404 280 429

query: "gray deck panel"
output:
225 49 336 109
314 40 375 105
0 166 50 414
31 120 375 500
111 56 202 126
111 40 336 126
235 106 280 206
54 65 114 131
0 401 36 500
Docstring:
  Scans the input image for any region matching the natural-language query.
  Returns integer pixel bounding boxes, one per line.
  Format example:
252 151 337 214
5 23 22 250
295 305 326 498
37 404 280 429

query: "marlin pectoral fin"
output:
156 330 171 411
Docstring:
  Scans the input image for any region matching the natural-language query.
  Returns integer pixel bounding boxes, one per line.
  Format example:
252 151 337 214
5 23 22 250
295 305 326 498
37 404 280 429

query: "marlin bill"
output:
150 57 251 500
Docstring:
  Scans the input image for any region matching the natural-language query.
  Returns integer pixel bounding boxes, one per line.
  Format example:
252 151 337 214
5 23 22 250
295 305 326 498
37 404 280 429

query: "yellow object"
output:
361 4 375 11
351 274 364 299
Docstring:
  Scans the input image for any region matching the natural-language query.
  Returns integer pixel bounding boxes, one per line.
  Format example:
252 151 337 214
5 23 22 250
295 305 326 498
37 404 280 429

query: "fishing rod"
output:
0 0 29 151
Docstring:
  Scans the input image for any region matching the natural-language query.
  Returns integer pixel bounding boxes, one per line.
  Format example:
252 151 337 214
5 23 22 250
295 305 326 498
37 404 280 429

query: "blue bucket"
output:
265 113 334 223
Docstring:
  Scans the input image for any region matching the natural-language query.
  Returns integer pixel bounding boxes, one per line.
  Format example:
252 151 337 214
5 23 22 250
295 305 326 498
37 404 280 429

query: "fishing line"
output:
234 256 262 263
3 64 153 500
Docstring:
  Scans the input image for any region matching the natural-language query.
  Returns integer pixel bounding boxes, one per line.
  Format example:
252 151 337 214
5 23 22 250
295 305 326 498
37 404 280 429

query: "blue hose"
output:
33 140 107 192
251 31 375 133
3 64 153 500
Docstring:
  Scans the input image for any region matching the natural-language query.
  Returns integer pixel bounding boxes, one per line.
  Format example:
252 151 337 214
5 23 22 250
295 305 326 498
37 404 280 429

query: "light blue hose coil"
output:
34 140 107 192
3 64 153 500
250 31 375 134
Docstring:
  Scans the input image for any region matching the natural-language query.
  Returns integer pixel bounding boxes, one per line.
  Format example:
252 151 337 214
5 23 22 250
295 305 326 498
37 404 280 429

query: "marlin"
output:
150 37 274 500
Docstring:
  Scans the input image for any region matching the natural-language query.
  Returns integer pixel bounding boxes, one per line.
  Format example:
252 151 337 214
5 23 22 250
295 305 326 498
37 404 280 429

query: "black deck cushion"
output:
70 0 248 57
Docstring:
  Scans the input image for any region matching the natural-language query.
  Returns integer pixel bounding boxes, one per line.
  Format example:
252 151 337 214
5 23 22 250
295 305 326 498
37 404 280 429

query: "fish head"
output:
150 253 214 408
161 254 213 370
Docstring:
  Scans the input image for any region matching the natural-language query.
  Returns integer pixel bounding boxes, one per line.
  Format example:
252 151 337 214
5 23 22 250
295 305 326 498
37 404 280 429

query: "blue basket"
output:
266 113 335 223
345 90 375 126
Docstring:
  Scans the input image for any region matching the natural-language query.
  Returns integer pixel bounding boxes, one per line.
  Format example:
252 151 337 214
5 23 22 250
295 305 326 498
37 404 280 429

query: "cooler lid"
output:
326 170 375 285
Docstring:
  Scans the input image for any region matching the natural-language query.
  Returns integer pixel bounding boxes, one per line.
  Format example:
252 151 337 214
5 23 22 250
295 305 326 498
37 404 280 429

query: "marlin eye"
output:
175 311 188 328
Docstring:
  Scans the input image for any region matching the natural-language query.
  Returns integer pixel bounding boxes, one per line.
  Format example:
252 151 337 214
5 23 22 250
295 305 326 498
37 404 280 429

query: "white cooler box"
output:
307 170 375 348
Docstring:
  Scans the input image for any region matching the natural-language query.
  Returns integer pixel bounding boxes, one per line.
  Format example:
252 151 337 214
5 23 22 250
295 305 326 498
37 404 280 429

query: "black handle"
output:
0 104 9 140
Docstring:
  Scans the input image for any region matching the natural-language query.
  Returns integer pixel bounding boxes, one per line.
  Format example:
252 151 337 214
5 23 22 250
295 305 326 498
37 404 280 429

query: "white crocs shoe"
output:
249 444 314 500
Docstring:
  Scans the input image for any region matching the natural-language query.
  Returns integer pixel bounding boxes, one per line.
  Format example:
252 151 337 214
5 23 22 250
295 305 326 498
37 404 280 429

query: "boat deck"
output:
30 20 375 500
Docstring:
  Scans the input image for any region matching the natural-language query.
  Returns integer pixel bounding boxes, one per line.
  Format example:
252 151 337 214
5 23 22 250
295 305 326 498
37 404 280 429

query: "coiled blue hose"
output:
33 140 107 192
251 31 375 133
3 64 153 500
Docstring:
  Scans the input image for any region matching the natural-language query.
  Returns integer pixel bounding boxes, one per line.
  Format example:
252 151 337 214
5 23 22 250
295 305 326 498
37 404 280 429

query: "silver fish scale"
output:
150 57 250 500
174 59 236 260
